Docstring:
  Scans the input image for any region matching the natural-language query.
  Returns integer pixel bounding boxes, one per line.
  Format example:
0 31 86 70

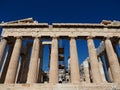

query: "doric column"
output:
89 68 93 82
20 42 32 83
87 37 102 83
113 43 120 65
4 37 22 84
0 38 7 67
27 37 40 83
15 57 21 83
49 37 58 83
98 57 106 83
38 42 44 83
103 51 112 82
70 37 80 84
108 67 113 82
83 60 90 83
105 38 120 83
0 43 14 83
17 45 26 83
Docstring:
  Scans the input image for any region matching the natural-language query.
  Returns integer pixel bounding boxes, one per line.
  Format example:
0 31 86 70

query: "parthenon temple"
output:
0 18 120 90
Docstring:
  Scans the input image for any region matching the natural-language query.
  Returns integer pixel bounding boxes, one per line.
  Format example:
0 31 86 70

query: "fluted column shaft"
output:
108 67 113 82
49 37 58 83
20 42 31 83
27 37 40 83
0 43 14 83
38 42 43 83
70 37 80 83
0 38 7 67
87 37 102 83
83 60 90 83
5 38 22 84
105 38 120 83
98 57 106 82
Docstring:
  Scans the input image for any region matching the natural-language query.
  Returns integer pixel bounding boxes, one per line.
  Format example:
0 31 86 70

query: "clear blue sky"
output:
0 0 120 71
0 0 120 23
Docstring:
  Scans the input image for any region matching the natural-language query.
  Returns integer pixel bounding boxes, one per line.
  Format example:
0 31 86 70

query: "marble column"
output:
0 38 7 67
105 38 120 83
0 43 14 83
4 37 22 84
89 68 93 82
15 57 21 83
49 37 58 83
87 37 102 83
20 42 32 83
38 42 43 83
103 51 113 82
113 44 120 65
27 37 40 83
98 57 106 83
70 37 80 84
108 67 113 82
17 46 26 83
83 60 90 83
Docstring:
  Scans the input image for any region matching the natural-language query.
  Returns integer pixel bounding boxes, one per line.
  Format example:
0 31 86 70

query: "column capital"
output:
106 37 111 40
70 36 76 39
87 36 95 40
69 36 77 40
102 36 112 41
52 36 59 39
105 37 111 41
0 37 8 41
15 36 23 40
69 36 77 39
35 37 40 39
104 36 113 40
0 36 6 39
32 36 41 39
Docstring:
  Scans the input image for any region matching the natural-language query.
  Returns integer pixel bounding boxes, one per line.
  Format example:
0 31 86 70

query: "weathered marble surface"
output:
0 83 120 90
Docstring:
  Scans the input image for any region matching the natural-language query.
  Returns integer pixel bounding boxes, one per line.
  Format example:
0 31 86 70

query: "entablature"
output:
1 27 120 38
1 18 120 38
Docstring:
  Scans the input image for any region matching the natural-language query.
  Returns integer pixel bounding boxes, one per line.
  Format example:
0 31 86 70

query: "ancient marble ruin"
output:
0 18 120 90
